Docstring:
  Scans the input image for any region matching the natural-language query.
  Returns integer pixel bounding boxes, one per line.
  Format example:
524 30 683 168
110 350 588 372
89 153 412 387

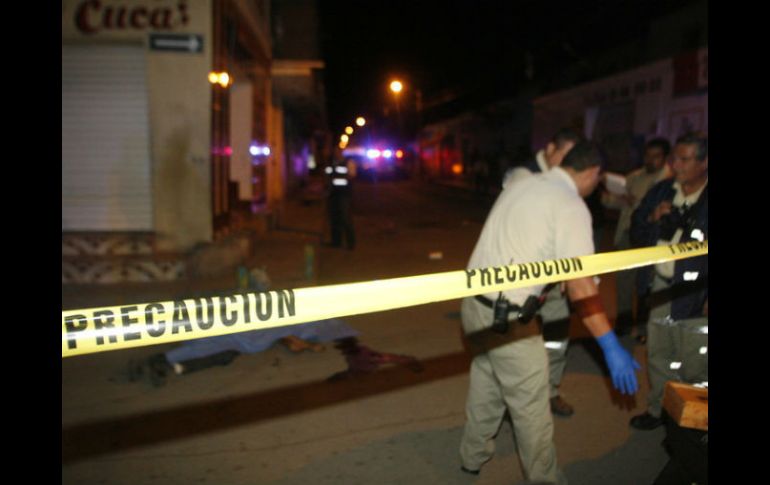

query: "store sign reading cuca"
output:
74 0 190 34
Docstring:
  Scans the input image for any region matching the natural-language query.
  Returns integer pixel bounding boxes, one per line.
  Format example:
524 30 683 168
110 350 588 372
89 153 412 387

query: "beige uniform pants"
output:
540 286 570 399
460 297 568 485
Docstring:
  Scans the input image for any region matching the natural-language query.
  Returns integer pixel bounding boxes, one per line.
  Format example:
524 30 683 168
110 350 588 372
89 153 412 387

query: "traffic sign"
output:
149 34 203 53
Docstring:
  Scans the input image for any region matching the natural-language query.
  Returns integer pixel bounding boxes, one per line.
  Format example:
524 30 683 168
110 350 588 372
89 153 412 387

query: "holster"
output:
463 315 543 357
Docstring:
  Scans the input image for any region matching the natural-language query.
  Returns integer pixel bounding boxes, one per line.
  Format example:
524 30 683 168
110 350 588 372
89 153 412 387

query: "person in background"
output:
325 148 357 250
602 137 672 342
628 132 708 431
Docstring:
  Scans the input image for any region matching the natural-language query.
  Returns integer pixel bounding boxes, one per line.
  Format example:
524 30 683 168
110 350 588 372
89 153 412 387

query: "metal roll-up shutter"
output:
62 44 153 231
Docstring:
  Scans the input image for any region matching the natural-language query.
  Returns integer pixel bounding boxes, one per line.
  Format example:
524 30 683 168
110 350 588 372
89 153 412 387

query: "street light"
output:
356 117 366 127
387 78 424 180
208 71 232 88
388 79 406 149
345 126 354 135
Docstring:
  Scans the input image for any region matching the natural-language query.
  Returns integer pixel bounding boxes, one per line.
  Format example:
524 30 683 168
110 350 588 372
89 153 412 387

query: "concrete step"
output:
62 232 156 256
62 253 186 284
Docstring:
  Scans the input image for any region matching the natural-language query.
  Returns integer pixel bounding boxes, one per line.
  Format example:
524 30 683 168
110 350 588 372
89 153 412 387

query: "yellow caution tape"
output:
62 241 707 358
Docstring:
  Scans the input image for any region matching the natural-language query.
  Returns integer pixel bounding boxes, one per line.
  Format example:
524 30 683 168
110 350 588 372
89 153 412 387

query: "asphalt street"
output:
62 178 669 484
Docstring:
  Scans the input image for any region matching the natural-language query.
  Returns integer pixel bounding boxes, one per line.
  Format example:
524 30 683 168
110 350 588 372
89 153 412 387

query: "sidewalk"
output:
61 193 326 312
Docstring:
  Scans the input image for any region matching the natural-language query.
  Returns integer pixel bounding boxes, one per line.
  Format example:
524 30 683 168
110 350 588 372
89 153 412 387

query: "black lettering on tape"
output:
93 310 117 345
505 265 517 282
529 262 541 279
479 268 492 286
494 267 504 285
544 262 554 276
255 292 272 321
277 290 296 318
518 263 530 281
64 314 88 350
560 259 571 273
120 306 141 341
145 303 167 337
196 298 215 330
572 257 583 272
242 293 252 324
172 301 193 334
465 269 476 289
221 296 239 326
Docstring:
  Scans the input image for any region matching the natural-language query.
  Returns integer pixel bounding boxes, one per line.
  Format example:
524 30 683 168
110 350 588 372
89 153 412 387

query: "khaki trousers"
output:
460 298 568 484
540 289 570 399
645 275 709 417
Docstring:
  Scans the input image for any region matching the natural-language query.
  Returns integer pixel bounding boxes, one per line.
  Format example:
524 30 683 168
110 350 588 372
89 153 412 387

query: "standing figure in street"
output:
325 148 356 249
459 142 640 484
501 127 582 418
602 137 672 342
628 132 708 431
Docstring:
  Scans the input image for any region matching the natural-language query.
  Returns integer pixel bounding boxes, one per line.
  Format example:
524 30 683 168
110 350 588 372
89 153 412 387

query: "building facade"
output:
62 0 325 284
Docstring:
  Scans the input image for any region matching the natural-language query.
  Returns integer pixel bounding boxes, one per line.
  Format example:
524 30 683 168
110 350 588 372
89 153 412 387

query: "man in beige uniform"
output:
459 142 640 484
502 128 582 417
602 138 672 341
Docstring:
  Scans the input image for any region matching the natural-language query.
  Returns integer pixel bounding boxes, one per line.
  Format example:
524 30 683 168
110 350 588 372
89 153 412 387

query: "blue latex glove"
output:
596 331 641 395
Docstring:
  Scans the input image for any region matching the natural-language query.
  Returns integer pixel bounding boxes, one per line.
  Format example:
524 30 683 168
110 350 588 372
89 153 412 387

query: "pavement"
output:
62 178 671 485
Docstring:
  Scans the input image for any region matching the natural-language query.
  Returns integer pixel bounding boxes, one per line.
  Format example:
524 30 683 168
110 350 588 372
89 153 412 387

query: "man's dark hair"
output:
646 137 671 156
551 128 582 150
676 131 708 161
561 141 604 172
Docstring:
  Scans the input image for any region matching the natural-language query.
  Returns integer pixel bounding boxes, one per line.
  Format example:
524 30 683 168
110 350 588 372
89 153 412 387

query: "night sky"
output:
318 0 702 133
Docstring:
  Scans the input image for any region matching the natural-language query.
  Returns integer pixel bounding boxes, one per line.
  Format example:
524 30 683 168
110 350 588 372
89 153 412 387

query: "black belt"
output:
474 295 521 313
463 313 542 356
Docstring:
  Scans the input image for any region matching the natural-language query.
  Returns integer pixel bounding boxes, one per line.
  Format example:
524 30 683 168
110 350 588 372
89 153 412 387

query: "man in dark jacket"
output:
628 132 708 430
325 148 356 249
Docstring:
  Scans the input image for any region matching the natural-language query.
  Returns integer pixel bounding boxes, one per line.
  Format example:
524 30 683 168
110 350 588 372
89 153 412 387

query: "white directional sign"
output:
149 34 203 53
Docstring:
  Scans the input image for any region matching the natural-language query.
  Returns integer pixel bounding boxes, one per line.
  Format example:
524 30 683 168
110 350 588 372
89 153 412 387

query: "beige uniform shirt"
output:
605 165 671 246
501 149 549 189
468 167 595 306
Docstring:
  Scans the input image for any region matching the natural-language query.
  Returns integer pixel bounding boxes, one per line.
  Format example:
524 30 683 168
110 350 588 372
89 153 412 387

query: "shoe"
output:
147 354 173 388
630 412 663 430
550 396 575 417
460 465 479 475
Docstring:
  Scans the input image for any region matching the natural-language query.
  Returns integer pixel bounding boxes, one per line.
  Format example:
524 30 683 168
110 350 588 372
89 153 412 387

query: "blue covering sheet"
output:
165 318 359 364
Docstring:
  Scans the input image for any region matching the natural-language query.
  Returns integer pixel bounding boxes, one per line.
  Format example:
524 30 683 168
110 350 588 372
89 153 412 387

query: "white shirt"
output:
501 149 549 189
468 166 595 305
606 165 671 245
